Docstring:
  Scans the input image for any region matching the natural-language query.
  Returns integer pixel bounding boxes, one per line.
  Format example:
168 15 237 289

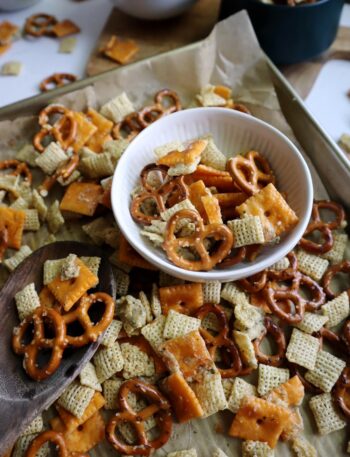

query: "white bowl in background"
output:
111 108 313 282
110 0 197 20
0 0 41 11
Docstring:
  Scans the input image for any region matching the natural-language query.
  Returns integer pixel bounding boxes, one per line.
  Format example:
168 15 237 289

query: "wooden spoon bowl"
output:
0 241 115 451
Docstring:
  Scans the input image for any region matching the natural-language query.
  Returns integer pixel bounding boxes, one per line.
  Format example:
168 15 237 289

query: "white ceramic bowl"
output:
111 108 313 282
0 0 41 10
110 0 197 20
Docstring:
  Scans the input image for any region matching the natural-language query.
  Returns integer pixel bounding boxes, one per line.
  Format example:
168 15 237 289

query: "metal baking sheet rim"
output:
0 42 349 207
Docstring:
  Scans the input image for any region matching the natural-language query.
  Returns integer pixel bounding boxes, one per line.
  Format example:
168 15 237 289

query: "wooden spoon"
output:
0 241 116 451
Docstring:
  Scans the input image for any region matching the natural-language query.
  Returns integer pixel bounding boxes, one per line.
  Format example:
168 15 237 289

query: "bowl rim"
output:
111 107 313 282
247 0 332 8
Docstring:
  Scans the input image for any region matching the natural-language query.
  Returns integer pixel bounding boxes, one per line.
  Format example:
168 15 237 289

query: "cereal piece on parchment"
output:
221 282 249 306
295 311 328 334
15 283 40 321
258 364 290 396
167 450 197 457
23 209 40 231
121 342 155 379
309 392 346 435
321 291 349 328
93 343 124 383
59 36 77 53
100 92 135 123
296 249 329 282
191 372 227 417
35 142 67 175
305 350 346 392
242 440 274 457
79 152 114 179
233 330 258 369
32 190 47 221
163 309 201 339
1 61 22 75
290 436 317 457
79 362 102 392
322 232 348 264
47 200 65 233
4 245 32 272
227 377 257 413
285 328 320 370
10 197 28 211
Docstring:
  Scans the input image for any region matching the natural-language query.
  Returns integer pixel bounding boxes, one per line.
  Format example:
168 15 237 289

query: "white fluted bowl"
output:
111 108 313 282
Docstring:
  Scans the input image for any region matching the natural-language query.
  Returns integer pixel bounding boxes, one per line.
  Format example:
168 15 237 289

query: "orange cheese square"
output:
118 234 157 271
201 195 222 224
53 392 105 433
266 375 304 407
52 19 80 38
189 180 210 218
85 108 113 153
160 330 213 381
103 35 139 64
162 371 204 423
159 283 203 315
71 112 97 153
0 43 11 55
236 183 299 241
47 258 99 311
0 21 19 45
0 207 26 249
60 182 103 216
229 396 291 448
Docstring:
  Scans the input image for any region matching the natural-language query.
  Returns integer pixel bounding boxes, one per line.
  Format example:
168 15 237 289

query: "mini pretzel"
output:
238 271 268 293
12 307 66 381
217 246 246 269
131 164 188 224
38 104 71 128
289 363 322 395
227 150 275 195
0 159 32 184
253 317 286 366
106 379 172 456
34 111 77 152
334 367 350 418
25 13 57 37
264 288 305 324
267 251 298 282
294 273 326 311
342 320 350 353
26 430 67 457
194 304 242 378
163 209 234 271
138 105 164 128
63 292 114 347
154 89 181 114
232 103 251 115
312 200 346 230
112 112 144 142
39 73 77 92
322 260 350 299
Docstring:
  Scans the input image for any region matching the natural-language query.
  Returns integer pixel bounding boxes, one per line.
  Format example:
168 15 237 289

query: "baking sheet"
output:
0 11 348 456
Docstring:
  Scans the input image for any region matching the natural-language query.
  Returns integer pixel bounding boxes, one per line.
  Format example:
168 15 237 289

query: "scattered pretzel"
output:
112 112 144 142
163 209 233 271
106 379 172 456
12 307 66 381
226 150 275 195
267 252 299 282
0 159 32 184
34 109 77 152
138 105 164 128
322 261 350 299
25 13 57 37
38 104 71 128
154 89 181 114
39 73 77 92
194 304 242 377
289 363 322 395
264 288 305 324
131 164 188 224
26 430 67 457
334 367 350 418
0 225 9 262
342 320 350 353
63 292 114 347
238 271 268 294
253 317 286 366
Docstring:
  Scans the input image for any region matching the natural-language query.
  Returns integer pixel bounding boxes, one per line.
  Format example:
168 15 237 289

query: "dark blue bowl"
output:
219 0 345 65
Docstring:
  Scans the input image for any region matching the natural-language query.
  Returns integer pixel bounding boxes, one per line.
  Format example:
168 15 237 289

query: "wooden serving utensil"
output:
0 241 116 452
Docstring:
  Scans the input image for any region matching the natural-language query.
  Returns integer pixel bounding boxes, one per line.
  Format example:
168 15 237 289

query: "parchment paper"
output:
0 11 347 457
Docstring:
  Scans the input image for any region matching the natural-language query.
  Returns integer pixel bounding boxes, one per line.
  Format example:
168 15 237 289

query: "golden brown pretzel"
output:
253 317 286 366
106 379 172 456
131 164 188 224
34 110 77 152
264 288 305 324
216 246 246 269
163 209 234 271
322 260 350 300
194 304 242 378
24 13 57 37
63 292 114 347
334 367 350 418
39 73 77 92
0 159 32 184
226 150 275 195
154 89 181 114
112 112 144 141
26 430 67 457
0 225 9 262
38 104 71 127
12 307 67 381
138 105 164 128
238 271 268 294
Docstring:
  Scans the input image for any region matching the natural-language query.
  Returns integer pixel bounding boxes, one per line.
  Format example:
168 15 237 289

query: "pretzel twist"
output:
63 292 114 347
106 379 172 456
322 261 350 299
226 150 275 195
12 307 66 381
0 159 32 184
0 225 9 262
25 13 57 37
26 431 67 457
154 89 181 114
194 304 242 377
163 209 233 271
334 367 350 418
264 288 305 324
253 317 286 366
39 73 77 92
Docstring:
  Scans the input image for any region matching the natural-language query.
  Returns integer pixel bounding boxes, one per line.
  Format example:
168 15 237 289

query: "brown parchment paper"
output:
0 11 347 456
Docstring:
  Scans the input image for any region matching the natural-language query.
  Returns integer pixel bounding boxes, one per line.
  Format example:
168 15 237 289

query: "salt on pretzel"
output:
12 306 66 381
63 292 114 347
0 159 32 184
253 317 286 366
106 378 172 456
163 209 233 271
26 430 68 457
227 150 275 195
194 304 242 378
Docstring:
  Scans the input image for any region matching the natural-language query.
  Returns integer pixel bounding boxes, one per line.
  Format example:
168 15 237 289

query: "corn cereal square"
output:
286 329 320 370
15 283 40 321
242 441 274 457
296 250 329 282
305 350 346 392
93 343 124 383
191 372 227 417
100 92 135 123
258 364 290 396
321 291 349 328
309 393 346 435
57 382 95 418
227 215 265 247
163 309 201 339
227 377 257 413
121 342 155 379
